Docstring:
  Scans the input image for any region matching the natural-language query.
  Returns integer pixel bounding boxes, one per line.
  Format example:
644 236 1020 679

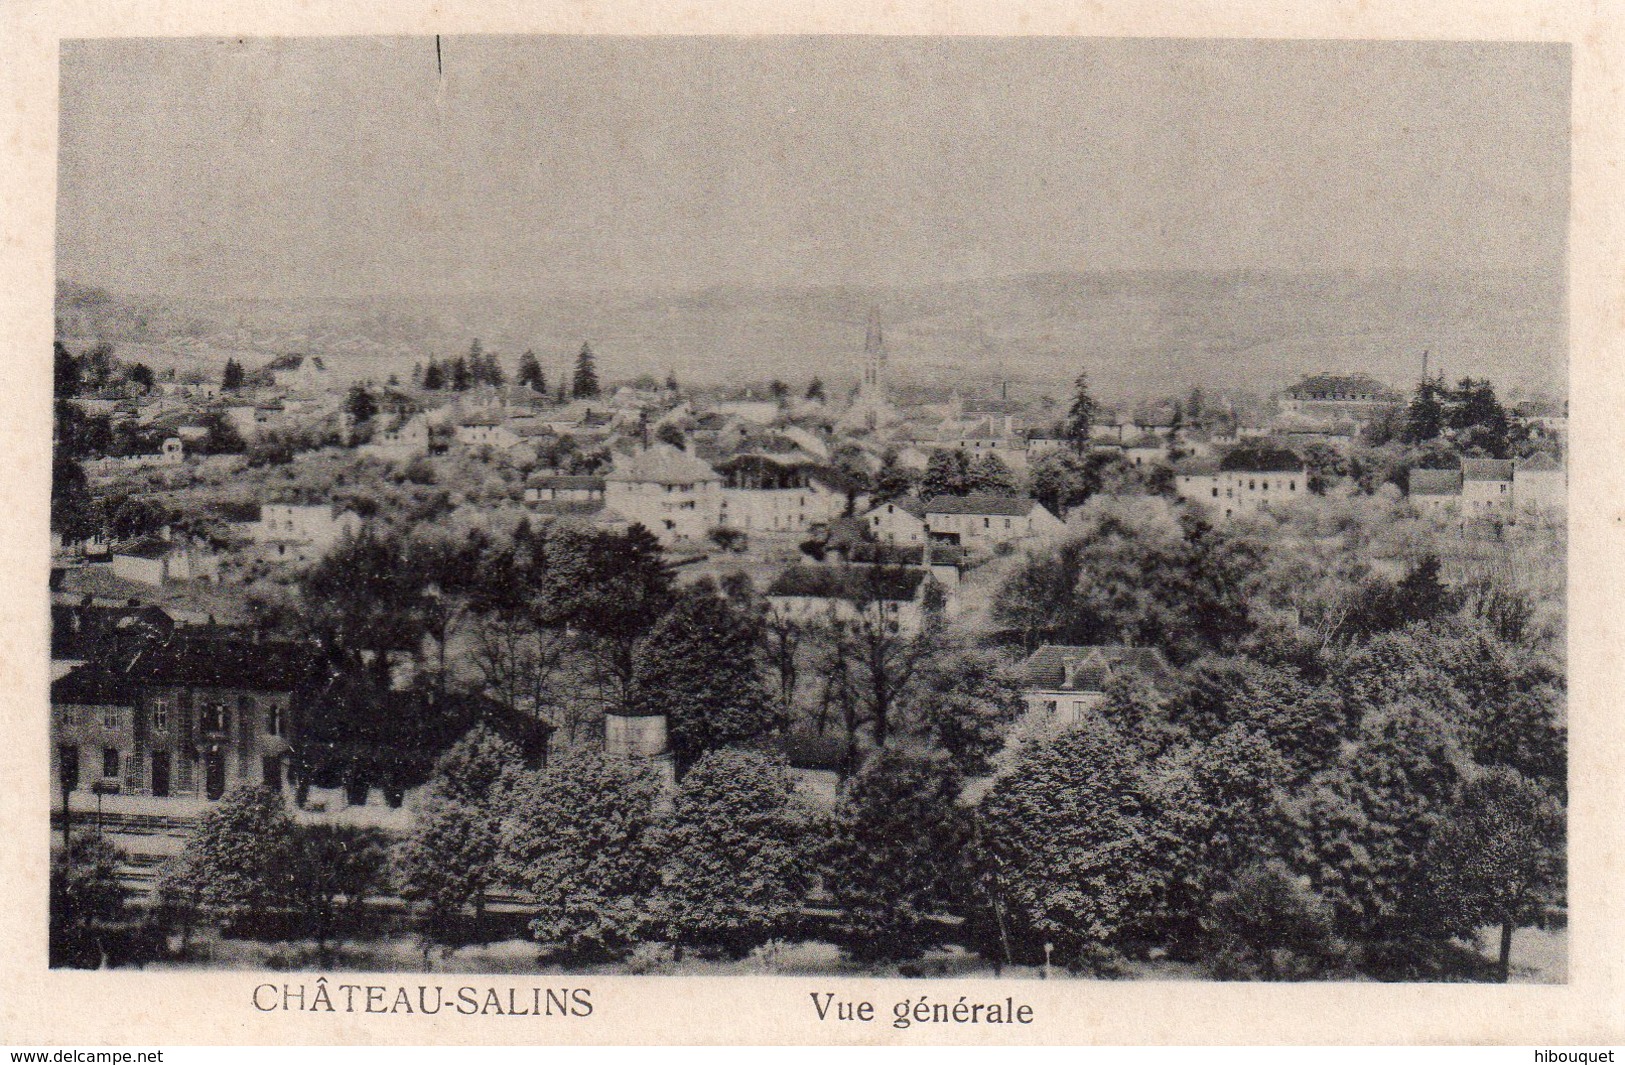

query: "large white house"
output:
1173 457 1307 518
603 445 722 544
715 452 861 533
1410 456 1563 517
919 493 1064 548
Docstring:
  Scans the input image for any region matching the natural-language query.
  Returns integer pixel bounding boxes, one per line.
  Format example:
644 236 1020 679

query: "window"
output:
983 517 991 529
1211 487 1219 498
60 706 77 727
205 703 227 733
151 701 168 732
101 707 120 730
1289 480 1297 492
265 703 283 737
1249 479 1256 491
102 747 120 779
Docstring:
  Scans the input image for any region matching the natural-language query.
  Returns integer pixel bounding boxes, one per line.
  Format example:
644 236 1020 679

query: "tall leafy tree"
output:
344 383 377 424
572 342 600 399
806 376 826 402
820 750 969 962
543 524 673 712
1425 766 1563 982
301 529 429 685
499 751 666 959
421 358 445 391
54 341 82 399
905 647 1027 775
398 725 523 960
51 452 97 543
50 835 131 968
1063 371 1097 453
172 786 297 930
221 357 244 392
965 451 1016 495
975 717 1155 966
921 448 971 498
449 355 471 391
287 824 389 965
628 580 779 773
652 749 809 956
1139 726 1294 947
1402 377 1448 443
516 350 546 393
1293 697 1466 946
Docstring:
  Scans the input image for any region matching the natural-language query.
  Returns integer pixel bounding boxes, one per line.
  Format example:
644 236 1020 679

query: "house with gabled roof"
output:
863 497 930 544
715 450 863 533
1513 453 1565 511
920 492 1064 548
603 444 722 544
1461 457 1515 512
51 634 312 802
1018 644 1170 727
766 564 941 634
110 534 221 587
1408 467 1464 515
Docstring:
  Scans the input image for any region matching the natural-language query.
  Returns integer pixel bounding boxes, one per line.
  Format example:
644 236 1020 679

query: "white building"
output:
361 414 430 461
919 493 1064 549
1513 453 1565 511
766 564 939 636
1460 458 1515 513
603 445 722 544
110 536 221 586
1173 458 1307 519
864 499 930 544
252 503 363 563
715 452 860 533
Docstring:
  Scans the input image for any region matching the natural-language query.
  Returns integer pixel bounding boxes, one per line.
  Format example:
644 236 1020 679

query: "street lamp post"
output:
92 780 116 842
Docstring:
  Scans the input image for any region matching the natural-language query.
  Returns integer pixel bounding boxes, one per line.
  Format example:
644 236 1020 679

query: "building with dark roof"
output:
766 564 939 634
1018 644 1170 727
714 452 862 533
1278 374 1401 421
1409 456 1563 517
920 492 1065 548
51 634 315 803
1173 458 1308 520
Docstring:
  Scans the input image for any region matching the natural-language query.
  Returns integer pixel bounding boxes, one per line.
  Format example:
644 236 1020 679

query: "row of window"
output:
63 700 283 737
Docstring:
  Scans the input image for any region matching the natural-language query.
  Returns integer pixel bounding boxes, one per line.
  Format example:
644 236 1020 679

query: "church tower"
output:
861 309 887 398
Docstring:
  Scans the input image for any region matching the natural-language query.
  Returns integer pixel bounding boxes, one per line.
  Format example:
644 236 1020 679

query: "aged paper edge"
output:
0 0 1620 1047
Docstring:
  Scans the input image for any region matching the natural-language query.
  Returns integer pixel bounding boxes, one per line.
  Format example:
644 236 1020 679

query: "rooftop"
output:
1282 373 1400 402
605 444 720 485
1409 468 1463 496
1462 458 1515 482
1019 644 1169 693
767 564 927 603
922 492 1039 518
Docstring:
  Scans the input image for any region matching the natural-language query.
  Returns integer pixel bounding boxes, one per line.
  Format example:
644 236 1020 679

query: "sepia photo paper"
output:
2 0 1624 1047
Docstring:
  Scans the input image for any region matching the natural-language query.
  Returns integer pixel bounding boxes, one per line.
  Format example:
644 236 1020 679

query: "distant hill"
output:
54 269 1566 401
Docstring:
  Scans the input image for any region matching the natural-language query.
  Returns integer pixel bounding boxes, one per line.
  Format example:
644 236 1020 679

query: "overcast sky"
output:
56 36 1570 300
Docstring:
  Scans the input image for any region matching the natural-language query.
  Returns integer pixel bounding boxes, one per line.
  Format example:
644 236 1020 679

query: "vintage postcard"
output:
2 0 1623 1047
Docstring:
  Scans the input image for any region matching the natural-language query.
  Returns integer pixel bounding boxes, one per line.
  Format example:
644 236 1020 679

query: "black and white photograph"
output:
44 33 1570 989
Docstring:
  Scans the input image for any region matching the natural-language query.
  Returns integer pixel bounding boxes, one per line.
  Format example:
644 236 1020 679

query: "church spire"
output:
862 308 887 393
